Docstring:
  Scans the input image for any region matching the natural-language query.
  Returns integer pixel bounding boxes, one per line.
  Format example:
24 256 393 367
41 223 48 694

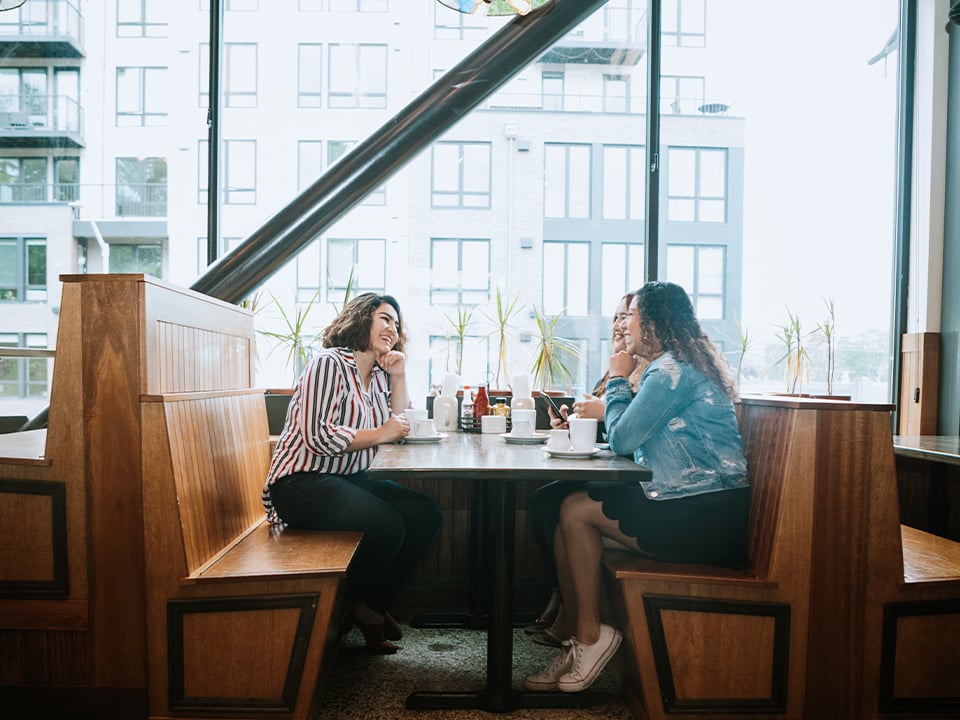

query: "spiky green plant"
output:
775 306 811 394
442 305 475 376
259 289 323 382
530 306 582 391
817 297 837 395
735 320 750 390
481 289 524 390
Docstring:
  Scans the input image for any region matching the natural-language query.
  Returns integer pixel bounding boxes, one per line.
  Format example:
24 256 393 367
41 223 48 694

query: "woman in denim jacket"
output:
524 281 750 695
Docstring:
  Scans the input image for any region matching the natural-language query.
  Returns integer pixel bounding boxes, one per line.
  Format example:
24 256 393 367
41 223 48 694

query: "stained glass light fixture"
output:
435 0 551 16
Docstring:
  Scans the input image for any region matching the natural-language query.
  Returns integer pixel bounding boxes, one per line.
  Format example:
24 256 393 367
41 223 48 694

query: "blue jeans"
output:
270 470 443 612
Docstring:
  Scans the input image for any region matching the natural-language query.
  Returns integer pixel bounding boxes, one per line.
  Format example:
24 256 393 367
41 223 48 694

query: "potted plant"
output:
530 305 582 392
481 288 525 393
775 306 811 395
441 304 475 377
817 297 837 396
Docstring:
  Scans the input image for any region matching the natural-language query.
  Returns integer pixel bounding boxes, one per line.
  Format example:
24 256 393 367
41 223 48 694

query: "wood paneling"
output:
899 332 940 435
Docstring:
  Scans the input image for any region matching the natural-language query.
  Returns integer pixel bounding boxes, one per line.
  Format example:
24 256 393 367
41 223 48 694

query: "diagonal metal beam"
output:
191 0 611 303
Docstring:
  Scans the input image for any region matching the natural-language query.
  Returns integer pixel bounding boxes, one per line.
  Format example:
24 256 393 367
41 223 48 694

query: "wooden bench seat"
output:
602 397 816 719
141 389 361 720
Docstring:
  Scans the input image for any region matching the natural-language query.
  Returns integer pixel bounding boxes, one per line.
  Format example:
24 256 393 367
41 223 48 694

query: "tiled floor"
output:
319 621 633 720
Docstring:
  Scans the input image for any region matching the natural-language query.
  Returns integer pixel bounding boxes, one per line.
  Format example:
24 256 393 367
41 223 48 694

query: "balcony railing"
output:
0 182 166 218
483 92 734 116
0 0 83 49
0 95 83 137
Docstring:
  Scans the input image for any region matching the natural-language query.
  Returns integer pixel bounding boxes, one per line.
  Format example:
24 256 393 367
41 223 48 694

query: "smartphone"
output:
540 392 567 418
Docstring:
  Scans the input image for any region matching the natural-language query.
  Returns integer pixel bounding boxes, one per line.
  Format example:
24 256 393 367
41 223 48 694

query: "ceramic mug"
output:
547 428 570 451
414 418 437 437
568 417 598 452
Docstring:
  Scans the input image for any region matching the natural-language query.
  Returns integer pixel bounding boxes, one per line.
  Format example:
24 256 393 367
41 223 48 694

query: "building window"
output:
326 238 386 301
542 71 564 111
0 68 47 123
328 44 387 109
0 333 49 399
601 242 645 312
663 0 706 48
603 75 629 113
298 44 323 108
667 244 725 319
0 237 46 302
200 43 258 108
602 145 645 220
200 0 258 10
0 157 46 202
328 140 385 204
542 240 590 316
225 44 258 108
430 238 490 305
329 0 389 11
661 75 705 115
431 142 491 209
196 236 241 275
544 144 591 219
116 67 167 126
433 3 486 40
117 0 167 38
667 147 727 222
198 140 256 205
109 243 163 277
116 156 167 216
54 157 79 202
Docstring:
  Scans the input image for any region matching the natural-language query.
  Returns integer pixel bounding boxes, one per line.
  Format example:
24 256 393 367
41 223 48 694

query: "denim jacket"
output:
605 352 749 501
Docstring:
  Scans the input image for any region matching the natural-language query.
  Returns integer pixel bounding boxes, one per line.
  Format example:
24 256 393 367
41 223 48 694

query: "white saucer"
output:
403 433 448 444
501 432 548 445
544 447 601 459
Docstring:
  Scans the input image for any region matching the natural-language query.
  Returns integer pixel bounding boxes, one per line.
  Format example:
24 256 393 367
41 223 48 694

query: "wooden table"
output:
368 431 651 713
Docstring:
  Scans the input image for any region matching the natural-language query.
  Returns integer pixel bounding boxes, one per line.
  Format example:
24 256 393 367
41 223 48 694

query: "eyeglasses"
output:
435 0 551 17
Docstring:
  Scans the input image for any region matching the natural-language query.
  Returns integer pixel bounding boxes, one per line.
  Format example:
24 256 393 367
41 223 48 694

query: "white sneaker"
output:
523 639 575 691
557 624 622 693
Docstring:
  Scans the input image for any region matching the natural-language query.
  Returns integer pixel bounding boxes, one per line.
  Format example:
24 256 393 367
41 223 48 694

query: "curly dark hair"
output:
633 281 738 402
321 292 406 353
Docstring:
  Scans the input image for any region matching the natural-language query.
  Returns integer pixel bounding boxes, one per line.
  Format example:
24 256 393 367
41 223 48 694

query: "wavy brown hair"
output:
321 292 406 353
633 281 738 402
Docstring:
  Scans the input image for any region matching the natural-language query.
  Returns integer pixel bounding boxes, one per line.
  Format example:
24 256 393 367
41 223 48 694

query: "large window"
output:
544 144 591 219
542 241 590 316
110 243 163 277
0 333 48 399
54 157 79 202
667 244 725 320
601 242 645 312
542 71 564 111
430 238 490 305
298 44 323 108
602 145 645 220
327 43 387 109
0 68 46 121
662 0 706 48
0 157 46 202
116 156 167 216
0 237 46 302
666 147 727 223
198 140 256 205
431 142 491 209
434 2 487 40
200 43 258 108
116 67 167 126
117 0 167 38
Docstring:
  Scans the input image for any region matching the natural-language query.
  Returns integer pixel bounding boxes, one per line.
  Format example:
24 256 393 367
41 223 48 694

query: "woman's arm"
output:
377 350 409 414
604 362 693 457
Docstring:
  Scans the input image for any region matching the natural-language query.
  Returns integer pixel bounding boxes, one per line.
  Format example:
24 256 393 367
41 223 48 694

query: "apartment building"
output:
1 0 747 412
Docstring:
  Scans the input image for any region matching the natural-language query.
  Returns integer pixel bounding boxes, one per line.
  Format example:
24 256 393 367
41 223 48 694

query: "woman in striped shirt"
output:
263 293 443 654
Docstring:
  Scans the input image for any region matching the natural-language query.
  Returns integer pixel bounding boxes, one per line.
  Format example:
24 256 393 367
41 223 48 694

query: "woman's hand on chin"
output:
377 350 406 376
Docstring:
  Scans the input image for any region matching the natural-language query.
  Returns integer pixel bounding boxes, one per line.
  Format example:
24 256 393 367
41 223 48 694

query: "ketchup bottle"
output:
472 383 490 418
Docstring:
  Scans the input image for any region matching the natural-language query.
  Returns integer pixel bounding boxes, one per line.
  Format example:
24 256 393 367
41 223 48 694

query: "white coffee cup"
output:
547 428 570 451
414 418 437 437
481 414 506 434
568 417 598 452
403 408 427 427
511 409 536 436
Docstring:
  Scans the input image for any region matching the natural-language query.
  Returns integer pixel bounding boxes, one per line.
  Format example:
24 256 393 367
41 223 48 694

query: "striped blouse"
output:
262 347 392 524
